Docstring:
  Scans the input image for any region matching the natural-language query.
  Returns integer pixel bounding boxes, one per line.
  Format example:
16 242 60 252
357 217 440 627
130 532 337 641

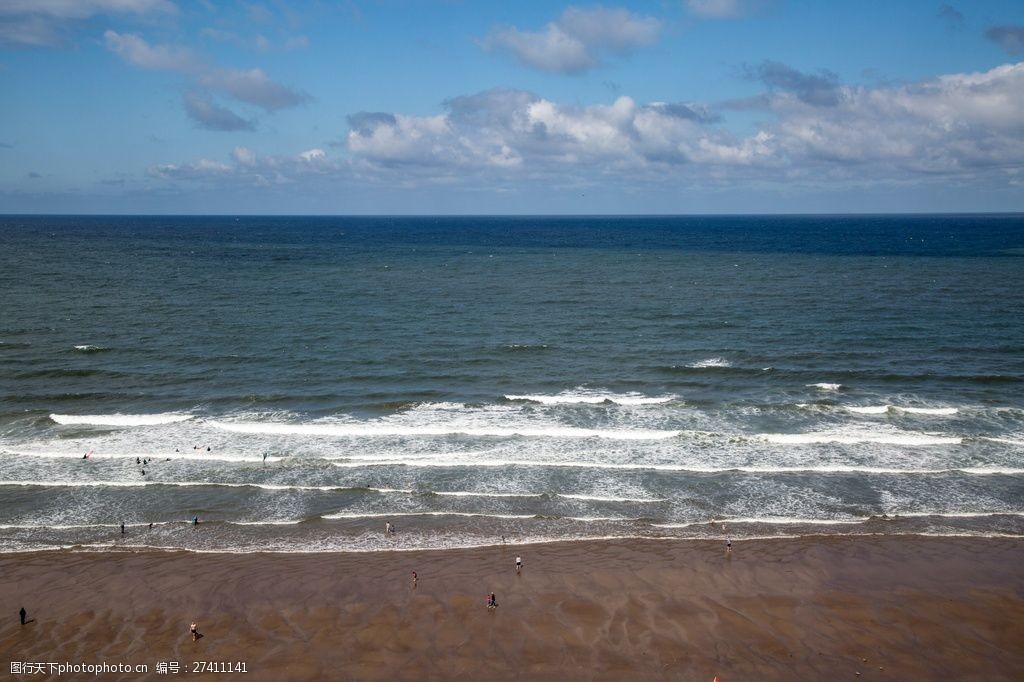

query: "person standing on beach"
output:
411 571 418 588
121 522 125 536
726 537 732 553
190 621 198 641
19 607 26 625
515 556 522 574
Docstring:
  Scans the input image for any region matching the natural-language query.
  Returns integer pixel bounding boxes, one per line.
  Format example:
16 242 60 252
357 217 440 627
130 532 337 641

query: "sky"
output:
2 0 1024 214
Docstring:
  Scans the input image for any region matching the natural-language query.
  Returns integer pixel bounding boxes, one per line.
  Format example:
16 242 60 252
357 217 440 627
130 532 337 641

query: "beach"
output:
2 536 1022 681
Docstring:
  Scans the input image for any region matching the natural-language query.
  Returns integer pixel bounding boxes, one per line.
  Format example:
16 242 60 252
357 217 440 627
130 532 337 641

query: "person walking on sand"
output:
190 621 198 641
515 556 522 574
411 571 418 588
726 537 732 553
19 607 26 625
121 522 125 536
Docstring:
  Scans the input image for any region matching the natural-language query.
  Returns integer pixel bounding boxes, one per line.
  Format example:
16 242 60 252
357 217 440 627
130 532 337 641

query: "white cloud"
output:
342 62 1024 183
104 30 199 71
149 147 335 185
0 0 176 47
482 7 662 74
149 62 1024 196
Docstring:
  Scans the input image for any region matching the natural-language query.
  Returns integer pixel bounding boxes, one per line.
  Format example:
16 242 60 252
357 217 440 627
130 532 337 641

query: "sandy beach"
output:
1 536 1022 681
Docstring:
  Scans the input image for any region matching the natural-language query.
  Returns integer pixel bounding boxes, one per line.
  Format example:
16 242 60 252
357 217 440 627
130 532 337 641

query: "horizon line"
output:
2 211 1022 219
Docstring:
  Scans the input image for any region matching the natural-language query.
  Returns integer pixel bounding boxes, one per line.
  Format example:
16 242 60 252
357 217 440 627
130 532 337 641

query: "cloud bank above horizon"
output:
2 1 1023 213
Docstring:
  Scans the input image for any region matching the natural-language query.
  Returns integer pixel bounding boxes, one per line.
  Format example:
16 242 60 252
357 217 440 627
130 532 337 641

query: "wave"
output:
504 392 675 406
322 511 538 520
878 511 1024 519
846 405 959 416
334 460 1022 475
980 437 1024 446
49 413 194 426
0 480 413 493
72 345 110 353
4 449 283 463
557 493 668 503
686 357 731 368
0 521 174 530
652 517 867 528
807 383 843 391
320 512 634 523
654 512 1024 528
758 432 961 446
208 420 680 440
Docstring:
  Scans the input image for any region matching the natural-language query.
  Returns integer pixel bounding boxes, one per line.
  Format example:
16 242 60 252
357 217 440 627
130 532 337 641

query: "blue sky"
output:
2 0 1023 214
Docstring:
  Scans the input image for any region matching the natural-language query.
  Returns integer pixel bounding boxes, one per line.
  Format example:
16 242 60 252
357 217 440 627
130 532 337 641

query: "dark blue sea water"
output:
1 214 1022 553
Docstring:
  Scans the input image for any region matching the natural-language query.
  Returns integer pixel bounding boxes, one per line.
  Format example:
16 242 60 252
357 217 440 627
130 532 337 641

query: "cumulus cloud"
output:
183 92 253 131
104 30 199 71
482 7 661 74
150 62 1024 196
746 60 841 106
685 0 745 19
347 88 726 171
341 62 1024 184
0 0 175 47
986 26 1024 55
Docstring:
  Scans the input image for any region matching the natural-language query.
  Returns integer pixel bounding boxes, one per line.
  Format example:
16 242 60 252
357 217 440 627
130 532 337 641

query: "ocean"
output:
1 214 1022 553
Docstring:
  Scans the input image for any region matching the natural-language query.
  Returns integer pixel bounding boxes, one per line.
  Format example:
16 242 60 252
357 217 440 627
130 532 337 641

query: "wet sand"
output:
1 536 1022 680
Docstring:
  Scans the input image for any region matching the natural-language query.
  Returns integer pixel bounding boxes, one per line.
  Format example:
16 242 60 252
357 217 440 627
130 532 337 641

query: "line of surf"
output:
208 420 680 440
503 393 675 405
332 460 1021 474
50 413 194 426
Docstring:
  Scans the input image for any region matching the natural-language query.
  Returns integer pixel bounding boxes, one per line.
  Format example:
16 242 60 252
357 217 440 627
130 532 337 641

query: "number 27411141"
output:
192 661 248 673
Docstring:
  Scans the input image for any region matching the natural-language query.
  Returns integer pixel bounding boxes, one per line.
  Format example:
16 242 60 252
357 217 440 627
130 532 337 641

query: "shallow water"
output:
1 214 1022 552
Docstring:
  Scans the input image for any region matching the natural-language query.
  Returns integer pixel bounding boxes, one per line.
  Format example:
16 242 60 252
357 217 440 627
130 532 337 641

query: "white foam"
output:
897 407 959 415
228 520 305 526
758 431 961 446
716 516 868 525
0 480 420 493
687 357 731 368
0 521 172 530
504 392 675 405
333 459 1015 473
880 511 1024 519
322 511 537 520
433 491 540 498
558 493 668 503
208 420 679 440
807 383 843 391
72 345 107 352
846 406 890 415
980 437 1024 446
846 405 959 416
50 413 194 427
5 449 283 463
